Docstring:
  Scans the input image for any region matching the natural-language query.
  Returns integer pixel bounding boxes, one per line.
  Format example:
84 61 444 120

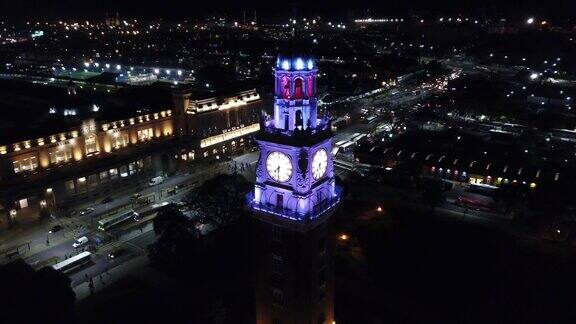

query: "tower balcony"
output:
274 98 315 107
258 120 333 147
246 186 342 226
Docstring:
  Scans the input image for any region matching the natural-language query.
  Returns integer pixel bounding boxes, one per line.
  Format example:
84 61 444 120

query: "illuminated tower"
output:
247 48 341 324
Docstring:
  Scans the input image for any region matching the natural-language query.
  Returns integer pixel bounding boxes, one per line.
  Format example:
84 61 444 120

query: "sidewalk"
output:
74 255 149 301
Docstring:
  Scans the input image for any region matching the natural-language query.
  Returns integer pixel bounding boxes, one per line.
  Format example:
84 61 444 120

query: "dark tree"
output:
148 204 201 273
183 174 252 228
146 175 256 323
0 260 76 323
422 180 445 211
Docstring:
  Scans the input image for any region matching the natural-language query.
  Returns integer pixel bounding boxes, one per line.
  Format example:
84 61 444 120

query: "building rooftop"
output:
0 79 173 146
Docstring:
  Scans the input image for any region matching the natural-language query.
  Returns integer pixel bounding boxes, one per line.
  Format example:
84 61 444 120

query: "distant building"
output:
0 81 262 226
104 14 121 27
172 88 262 161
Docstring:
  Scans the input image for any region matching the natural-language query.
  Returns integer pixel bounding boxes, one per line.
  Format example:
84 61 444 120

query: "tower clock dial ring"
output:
266 151 293 182
312 149 328 180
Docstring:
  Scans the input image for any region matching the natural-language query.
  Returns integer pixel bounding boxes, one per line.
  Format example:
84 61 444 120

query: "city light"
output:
526 17 534 24
295 58 304 70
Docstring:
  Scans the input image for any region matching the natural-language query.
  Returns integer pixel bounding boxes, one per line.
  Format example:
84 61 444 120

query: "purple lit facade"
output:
247 53 341 221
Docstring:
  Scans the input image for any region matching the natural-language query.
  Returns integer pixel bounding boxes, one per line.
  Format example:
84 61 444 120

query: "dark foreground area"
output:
6 175 576 323
74 200 576 324
334 199 576 323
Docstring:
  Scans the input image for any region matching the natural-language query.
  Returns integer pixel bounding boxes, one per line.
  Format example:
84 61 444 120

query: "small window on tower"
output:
272 225 282 242
272 288 284 307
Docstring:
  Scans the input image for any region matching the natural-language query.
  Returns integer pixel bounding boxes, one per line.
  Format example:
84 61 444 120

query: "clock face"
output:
312 149 328 180
266 151 293 182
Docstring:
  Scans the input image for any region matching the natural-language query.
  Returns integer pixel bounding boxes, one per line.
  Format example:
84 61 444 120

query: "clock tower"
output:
248 48 341 324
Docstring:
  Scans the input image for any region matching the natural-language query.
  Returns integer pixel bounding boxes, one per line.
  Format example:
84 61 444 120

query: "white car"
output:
149 176 164 186
72 236 89 248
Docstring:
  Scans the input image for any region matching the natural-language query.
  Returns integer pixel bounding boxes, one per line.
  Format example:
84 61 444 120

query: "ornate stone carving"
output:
296 149 309 192
255 151 264 178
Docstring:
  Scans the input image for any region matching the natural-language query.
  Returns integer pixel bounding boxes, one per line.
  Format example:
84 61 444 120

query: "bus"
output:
98 210 139 231
51 251 91 273
363 116 378 124
468 183 498 197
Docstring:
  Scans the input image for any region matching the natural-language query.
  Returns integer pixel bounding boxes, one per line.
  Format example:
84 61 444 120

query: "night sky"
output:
1 0 574 21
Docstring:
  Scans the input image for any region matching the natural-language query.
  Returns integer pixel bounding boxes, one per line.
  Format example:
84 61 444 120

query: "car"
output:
101 196 114 204
72 236 89 248
130 193 142 200
151 201 170 209
108 248 126 259
149 176 164 186
48 225 63 234
79 207 95 216
167 186 179 195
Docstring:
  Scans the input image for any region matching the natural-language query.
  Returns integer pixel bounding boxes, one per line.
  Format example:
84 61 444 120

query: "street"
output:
0 151 261 297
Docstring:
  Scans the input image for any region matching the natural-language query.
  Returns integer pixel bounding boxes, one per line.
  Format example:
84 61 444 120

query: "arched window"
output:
294 78 303 99
282 77 291 99
295 110 303 128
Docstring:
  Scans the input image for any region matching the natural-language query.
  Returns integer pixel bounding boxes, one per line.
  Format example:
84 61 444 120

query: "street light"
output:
526 18 534 24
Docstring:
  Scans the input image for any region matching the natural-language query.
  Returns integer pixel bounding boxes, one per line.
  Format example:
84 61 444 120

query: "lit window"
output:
85 135 99 155
137 128 154 141
50 147 73 164
112 132 129 149
12 157 38 173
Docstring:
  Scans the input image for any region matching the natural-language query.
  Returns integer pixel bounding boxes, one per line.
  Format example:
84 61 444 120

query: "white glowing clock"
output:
266 151 293 182
312 149 328 180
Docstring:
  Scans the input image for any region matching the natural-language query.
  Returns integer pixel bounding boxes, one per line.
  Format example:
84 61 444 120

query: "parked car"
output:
149 176 165 186
130 193 142 201
167 186 180 195
48 225 63 234
79 207 95 215
72 236 89 248
101 196 114 204
108 248 126 259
